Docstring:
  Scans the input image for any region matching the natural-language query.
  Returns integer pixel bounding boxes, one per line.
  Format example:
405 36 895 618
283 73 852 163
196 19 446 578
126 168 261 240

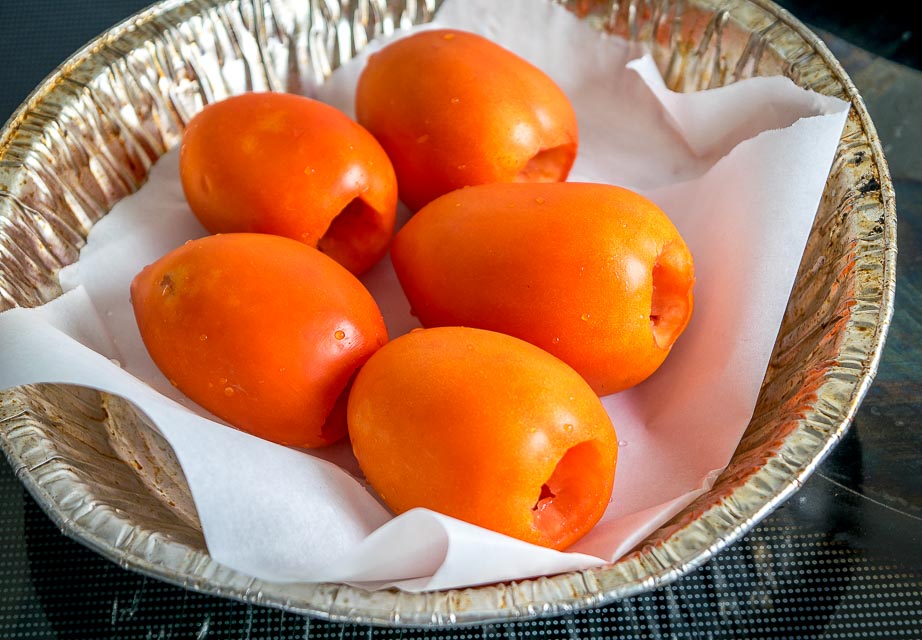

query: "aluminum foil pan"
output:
0 0 895 627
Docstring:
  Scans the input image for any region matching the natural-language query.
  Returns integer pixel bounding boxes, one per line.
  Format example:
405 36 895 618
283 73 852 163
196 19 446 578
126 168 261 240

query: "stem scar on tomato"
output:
159 274 174 297
515 143 577 183
651 240 696 350
530 439 612 546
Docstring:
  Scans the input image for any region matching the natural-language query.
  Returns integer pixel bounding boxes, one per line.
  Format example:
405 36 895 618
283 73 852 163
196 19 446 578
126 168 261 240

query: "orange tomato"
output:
355 29 578 211
131 233 388 447
347 326 618 550
179 92 397 275
391 182 695 395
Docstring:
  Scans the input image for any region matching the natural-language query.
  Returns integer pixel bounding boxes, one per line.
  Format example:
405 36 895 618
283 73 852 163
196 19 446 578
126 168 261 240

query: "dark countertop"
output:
1 2 919 638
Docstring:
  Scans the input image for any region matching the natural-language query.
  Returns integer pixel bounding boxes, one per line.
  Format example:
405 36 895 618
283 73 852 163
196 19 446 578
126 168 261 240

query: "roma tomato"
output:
355 29 578 211
131 233 388 447
347 326 618 550
179 92 397 275
391 182 695 396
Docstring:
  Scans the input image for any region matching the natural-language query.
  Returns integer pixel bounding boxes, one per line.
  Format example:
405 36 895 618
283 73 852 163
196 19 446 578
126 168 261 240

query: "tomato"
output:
391 182 695 396
179 92 398 275
355 29 578 211
347 326 618 550
130 233 388 447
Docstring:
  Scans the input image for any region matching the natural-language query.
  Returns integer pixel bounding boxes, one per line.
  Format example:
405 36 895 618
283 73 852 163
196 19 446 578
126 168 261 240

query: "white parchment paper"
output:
0 0 848 591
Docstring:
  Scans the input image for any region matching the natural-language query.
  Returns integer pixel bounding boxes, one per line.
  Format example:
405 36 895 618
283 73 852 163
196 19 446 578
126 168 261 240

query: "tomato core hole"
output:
651 241 694 350
317 198 383 275
532 439 609 549
532 483 557 510
514 143 576 183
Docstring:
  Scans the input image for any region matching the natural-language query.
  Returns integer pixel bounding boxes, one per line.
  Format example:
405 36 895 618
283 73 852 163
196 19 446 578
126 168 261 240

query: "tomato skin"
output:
391 182 695 396
179 92 398 275
347 326 618 550
355 29 578 212
130 233 388 447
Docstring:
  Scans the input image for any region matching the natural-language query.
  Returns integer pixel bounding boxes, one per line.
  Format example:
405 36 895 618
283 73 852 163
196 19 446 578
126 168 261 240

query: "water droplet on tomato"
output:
334 330 346 340
224 387 235 397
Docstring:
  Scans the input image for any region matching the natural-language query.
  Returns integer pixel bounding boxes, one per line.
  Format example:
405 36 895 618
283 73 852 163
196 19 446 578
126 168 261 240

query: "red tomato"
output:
355 29 578 211
180 92 397 275
391 182 695 395
347 326 618 550
131 233 388 447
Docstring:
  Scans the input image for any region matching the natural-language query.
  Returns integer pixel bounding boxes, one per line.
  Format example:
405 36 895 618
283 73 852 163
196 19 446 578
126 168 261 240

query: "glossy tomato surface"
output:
355 29 578 211
391 182 695 396
347 326 618 550
131 233 388 447
180 92 397 275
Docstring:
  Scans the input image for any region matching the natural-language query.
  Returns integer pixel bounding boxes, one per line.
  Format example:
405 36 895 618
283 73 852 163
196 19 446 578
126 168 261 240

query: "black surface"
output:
0 0 154 123
1 2 921 638
775 1 922 72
